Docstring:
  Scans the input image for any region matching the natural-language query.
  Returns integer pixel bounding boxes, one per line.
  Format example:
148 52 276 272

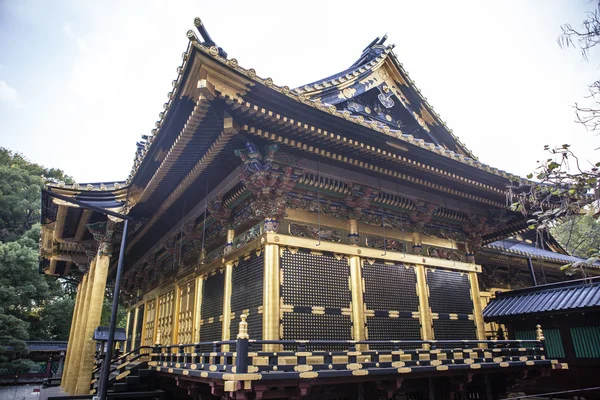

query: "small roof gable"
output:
295 36 474 158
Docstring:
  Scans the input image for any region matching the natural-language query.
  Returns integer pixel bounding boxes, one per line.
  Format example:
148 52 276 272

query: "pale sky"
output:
1 0 599 183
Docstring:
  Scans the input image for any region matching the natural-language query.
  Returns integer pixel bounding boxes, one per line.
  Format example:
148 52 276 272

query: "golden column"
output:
74 222 114 394
469 271 486 340
415 265 434 340
124 310 132 352
61 278 84 390
193 276 204 342
221 228 235 344
347 219 366 343
413 232 434 340
152 297 160 344
66 264 93 394
263 240 280 351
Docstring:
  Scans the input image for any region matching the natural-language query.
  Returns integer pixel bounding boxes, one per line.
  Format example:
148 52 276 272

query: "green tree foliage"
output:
0 148 74 374
0 148 72 242
40 297 76 340
552 215 600 258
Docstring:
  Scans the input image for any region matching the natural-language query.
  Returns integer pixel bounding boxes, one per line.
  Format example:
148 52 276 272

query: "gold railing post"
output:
263 241 281 351
469 271 486 341
415 264 434 341
536 324 545 341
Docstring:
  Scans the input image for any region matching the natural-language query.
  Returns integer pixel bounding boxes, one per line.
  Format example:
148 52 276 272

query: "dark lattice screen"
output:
363 262 419 311
363 261 421 344
427 269 473 314
426 269 477 340
432 319 476 340
229 253 263 340
281 249 352 344
134 304 144 349
200 270 224 343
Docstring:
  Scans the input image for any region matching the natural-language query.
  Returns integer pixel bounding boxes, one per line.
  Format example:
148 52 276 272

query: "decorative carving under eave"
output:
344 183 379 219
410 201 439 232
236 142 303 231
87 220 116 256
463 215 489 257
207 195 232 228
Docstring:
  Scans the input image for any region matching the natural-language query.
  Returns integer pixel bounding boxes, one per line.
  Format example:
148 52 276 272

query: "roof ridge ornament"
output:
193 17 227 58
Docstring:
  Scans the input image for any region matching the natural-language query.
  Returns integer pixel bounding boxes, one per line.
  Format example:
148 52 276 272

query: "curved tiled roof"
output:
124 20 536 191
485 239 600 269
483 277 600 319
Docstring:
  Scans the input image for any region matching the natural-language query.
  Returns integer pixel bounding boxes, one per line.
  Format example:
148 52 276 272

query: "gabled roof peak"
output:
351 35 392 69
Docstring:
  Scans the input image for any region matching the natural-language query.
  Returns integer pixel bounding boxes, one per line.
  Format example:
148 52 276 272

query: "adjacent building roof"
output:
483 277 600 320
484 238 600 269
24 341 68 352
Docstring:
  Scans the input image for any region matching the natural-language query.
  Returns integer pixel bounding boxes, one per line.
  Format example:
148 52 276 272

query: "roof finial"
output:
194 17 214 46
193 17 227 58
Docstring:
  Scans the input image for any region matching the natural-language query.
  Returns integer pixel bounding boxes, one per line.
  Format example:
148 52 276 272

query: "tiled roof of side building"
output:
484 239 600 269
483 277 600 320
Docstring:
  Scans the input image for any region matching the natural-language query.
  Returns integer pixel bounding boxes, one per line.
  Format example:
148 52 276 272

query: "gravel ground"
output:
0 385 41 400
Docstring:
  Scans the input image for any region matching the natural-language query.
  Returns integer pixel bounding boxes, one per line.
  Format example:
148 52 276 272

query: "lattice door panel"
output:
426 269 477 340
157 290 175 345
281 249 352 345
229 253 263 340
200 270 224 342
363 261 421 344
177 280 195 344
143 300 156 346
427 269 473 314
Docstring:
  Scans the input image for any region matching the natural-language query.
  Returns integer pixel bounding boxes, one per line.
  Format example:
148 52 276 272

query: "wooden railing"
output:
147 316 554 384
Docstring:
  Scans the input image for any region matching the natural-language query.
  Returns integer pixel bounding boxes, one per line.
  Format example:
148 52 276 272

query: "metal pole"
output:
97 219 129 400
527 257 538 286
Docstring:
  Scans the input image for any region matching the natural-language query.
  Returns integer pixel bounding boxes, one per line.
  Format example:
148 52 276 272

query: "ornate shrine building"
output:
40 18 567 399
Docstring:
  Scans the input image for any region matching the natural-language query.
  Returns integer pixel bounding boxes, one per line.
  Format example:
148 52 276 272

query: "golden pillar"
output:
61 280 83 389
152 298 160 344
347 218 366 345
263 242 280 351
348 218 359 246
75 247 111 394
132 306 140 347
66 264 93 394
193 277 204 342
469 271 486 340
415 264 434 341
173 283 181 345
221 229 235 344
124 309 132 352
349 255 366 343
412 232 423 255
